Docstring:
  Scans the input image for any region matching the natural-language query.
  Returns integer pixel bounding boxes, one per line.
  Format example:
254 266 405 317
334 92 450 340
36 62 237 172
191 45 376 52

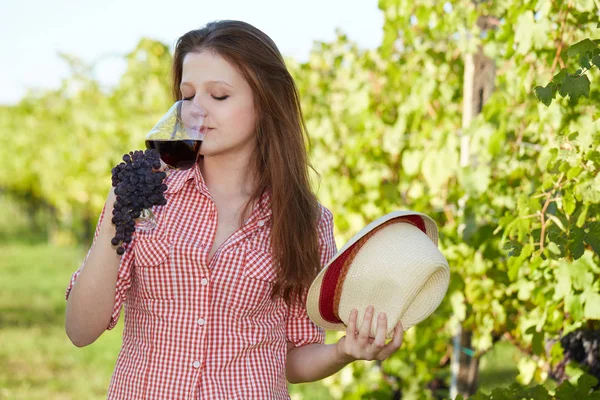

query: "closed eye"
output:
182 95 229 101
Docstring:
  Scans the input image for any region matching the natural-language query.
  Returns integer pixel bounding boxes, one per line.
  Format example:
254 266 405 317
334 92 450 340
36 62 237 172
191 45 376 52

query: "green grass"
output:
0 243 123 400
0 243 521 399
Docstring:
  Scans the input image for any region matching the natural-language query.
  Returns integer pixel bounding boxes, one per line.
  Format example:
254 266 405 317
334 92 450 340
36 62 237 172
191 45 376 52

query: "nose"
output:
180 100 207 126
187 102 206 118
185 95 209 115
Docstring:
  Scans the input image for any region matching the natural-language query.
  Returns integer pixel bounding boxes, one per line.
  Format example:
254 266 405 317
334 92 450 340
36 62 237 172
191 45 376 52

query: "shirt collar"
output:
163 163 205 195
163 163 272 220
253 190 272 220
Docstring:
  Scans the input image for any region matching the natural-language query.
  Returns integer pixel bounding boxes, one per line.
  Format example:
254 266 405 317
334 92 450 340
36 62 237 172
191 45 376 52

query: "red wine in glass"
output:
145 139 202 170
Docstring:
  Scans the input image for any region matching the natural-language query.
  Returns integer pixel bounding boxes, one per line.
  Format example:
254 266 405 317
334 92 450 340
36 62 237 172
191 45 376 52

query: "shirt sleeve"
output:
285 205 337 347
65 202 135 330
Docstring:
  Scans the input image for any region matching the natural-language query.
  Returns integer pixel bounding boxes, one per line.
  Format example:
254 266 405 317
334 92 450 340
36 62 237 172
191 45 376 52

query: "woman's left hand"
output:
336 305 404 363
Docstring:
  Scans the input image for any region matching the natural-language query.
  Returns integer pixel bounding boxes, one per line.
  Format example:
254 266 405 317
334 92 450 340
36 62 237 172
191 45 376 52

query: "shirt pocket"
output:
133 238 175 301
227 246 278 318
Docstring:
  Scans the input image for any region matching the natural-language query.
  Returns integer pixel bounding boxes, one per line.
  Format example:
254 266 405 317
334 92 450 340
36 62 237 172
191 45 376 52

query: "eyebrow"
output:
180 80 234 89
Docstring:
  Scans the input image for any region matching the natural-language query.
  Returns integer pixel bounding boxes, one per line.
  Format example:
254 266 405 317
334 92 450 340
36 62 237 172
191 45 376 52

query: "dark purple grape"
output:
551 328 600 389
110 149 169 255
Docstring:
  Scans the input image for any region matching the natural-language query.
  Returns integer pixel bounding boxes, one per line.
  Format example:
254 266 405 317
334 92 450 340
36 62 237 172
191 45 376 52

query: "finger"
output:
378 321 405 360
158 159 169 172
346 308 358 341
154 159 170 177
392 320 404 347
357 306 374 345
369 312 387 353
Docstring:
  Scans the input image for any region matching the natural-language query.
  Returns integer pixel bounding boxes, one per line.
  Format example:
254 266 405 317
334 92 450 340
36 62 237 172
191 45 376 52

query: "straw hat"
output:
306 211 450 338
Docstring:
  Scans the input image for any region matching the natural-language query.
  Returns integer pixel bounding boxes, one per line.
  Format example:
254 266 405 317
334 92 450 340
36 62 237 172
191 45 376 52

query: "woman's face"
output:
179 50 257 159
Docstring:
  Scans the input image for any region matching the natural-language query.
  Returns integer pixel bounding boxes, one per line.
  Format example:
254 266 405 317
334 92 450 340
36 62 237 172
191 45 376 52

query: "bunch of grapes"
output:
110 149 168 255
550 328 600 388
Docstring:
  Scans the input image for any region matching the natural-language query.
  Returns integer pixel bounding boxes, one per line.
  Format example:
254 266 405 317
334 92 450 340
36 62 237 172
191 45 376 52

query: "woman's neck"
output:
199 153 256 200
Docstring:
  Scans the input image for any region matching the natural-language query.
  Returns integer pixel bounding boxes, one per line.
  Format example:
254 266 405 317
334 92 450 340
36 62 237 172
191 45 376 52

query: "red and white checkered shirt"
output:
65 163 337 400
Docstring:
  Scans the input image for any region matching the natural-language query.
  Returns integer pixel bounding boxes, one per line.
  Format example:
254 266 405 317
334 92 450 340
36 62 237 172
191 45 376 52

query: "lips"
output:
199 127 214 135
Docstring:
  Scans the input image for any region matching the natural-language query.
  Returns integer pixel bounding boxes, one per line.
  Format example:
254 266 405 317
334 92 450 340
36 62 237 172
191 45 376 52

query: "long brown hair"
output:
172 20 321 306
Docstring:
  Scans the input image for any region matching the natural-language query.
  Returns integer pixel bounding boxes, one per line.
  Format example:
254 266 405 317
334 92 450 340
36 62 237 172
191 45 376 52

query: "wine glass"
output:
135 100 207 230
145 99 207 169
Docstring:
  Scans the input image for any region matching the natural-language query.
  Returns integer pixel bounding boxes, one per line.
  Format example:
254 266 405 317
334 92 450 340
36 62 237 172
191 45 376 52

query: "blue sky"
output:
1 0 383 105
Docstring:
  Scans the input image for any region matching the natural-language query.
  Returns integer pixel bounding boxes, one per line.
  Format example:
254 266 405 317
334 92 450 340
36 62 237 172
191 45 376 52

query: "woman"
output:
65 20 403 399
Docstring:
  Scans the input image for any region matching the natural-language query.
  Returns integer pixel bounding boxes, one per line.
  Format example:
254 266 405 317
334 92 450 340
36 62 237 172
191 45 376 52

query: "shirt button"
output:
197 318 206 326
257 220 265 227
201 278 209 286
193 360 201 368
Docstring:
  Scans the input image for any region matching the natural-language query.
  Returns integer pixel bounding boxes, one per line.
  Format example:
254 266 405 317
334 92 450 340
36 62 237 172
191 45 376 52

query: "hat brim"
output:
306 210 440 332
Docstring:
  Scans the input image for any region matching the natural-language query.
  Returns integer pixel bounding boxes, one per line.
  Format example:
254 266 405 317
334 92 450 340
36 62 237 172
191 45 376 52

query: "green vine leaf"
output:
559 74 591 102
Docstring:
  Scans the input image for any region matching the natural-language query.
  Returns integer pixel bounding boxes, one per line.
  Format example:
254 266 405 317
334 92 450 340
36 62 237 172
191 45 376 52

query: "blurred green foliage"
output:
1 0 599 398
